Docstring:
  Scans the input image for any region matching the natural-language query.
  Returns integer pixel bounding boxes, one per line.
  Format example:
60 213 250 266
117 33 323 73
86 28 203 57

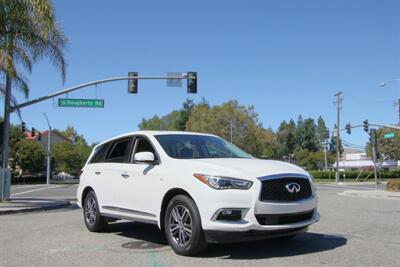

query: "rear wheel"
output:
164 195 207 256
83 191 107 232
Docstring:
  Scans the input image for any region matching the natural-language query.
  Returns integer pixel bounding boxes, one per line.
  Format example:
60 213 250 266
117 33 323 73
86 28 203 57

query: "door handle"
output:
121 173 130 179
95 171 101 175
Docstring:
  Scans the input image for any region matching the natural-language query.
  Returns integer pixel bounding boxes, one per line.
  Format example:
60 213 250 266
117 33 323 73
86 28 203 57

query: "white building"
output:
335 148 398 171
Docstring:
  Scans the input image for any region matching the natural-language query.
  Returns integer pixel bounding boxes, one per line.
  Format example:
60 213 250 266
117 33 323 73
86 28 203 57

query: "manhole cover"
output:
122 241 166 250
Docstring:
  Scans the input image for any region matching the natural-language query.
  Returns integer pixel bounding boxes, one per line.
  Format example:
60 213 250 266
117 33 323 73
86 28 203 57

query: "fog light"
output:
215 209 242 221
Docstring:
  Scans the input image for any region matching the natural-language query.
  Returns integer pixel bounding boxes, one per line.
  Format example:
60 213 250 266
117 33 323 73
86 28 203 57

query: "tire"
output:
83 191 107 232
164 195 207 256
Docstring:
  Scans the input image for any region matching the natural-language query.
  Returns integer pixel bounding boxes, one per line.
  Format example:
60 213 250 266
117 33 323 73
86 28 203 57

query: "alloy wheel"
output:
85 197 97 225
169 205 193 246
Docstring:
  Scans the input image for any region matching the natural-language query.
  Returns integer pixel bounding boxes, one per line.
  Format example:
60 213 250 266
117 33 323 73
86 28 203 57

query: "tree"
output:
51 142 91 175
316 116 328 149
366 128 400 160
0 0 67 97
0 1 68 189
62 126 87 146
10 140 45 176
138 99 195 131
275 119 297 158
186 100 270 157
294 149 334 170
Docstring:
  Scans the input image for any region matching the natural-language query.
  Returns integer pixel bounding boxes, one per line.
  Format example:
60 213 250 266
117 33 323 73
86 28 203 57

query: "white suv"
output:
77 131 319 255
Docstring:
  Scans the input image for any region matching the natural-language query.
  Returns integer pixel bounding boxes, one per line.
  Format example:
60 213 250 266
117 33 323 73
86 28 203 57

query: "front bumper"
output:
195 177 319 239
205 226 309 243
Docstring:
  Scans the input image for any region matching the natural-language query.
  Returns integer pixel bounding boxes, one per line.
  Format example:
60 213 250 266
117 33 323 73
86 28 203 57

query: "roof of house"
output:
24 130 73 143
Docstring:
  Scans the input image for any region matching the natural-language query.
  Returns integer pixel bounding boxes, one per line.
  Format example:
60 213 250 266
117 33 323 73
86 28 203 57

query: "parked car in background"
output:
77 131 319 256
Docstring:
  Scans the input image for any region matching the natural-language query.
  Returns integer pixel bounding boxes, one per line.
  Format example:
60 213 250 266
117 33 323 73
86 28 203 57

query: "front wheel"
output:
83 191 107 232
164 195 207 256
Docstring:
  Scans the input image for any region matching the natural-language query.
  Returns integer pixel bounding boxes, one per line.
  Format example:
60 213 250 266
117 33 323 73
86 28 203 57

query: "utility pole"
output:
334 91 343 184
43 113 52 185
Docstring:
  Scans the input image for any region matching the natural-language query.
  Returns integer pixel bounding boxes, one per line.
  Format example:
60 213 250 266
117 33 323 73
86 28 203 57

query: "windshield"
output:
155 134 252 159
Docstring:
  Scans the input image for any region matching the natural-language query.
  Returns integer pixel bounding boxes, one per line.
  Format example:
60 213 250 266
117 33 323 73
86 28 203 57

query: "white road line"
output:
11 185 64 196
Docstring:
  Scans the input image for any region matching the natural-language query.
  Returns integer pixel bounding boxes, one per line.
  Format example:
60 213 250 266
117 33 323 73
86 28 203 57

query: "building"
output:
24 130 73 150
335 148 398 171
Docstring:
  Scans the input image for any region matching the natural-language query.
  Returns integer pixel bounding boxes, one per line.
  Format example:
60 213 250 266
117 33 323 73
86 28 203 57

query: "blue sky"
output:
6 0 400 148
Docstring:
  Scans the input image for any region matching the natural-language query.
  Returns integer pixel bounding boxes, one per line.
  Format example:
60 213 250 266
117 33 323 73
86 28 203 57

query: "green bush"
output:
308 170 400 179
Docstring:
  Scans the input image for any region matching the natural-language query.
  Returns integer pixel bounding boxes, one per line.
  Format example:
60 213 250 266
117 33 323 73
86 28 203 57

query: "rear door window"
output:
105 138 132 163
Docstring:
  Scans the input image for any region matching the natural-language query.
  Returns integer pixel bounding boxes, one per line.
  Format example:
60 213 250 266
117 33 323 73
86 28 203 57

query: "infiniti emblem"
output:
286 183 301 193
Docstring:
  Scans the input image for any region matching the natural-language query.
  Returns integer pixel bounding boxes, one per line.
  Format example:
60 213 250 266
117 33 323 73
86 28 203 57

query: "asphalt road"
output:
1 183 399 267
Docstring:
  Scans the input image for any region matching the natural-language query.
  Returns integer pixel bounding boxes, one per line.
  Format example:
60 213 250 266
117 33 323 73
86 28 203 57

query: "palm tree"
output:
0 0 68 199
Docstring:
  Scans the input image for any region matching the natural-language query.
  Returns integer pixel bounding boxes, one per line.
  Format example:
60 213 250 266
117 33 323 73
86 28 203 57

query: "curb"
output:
339 190 400 200
0 201 71 215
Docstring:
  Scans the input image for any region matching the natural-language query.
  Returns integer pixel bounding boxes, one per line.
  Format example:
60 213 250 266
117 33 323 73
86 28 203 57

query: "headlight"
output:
193 174 253 190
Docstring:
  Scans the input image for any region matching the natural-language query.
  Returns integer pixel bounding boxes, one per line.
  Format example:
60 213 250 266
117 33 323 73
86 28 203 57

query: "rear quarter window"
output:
89 143 110 164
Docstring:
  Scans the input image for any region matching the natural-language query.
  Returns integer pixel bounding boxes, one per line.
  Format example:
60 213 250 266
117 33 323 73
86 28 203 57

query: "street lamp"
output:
380 79 400 87
380 79 400 125
42 113 52 185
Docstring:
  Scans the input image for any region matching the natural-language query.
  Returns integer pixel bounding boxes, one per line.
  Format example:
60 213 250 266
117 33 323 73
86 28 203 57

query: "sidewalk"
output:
0 198 71 215
339 190 400 200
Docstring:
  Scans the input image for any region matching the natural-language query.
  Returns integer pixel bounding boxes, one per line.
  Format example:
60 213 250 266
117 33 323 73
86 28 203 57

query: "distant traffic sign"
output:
167 72 182 87
383 132 395 139
58 98 104 108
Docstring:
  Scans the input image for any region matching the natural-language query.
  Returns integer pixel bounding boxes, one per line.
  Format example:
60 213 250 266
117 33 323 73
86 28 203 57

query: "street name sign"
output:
58 98 104 108
167 72 182 87
383 132 395 139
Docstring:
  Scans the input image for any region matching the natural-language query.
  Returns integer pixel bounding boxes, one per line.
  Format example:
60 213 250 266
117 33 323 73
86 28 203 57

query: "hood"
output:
175 158 309 181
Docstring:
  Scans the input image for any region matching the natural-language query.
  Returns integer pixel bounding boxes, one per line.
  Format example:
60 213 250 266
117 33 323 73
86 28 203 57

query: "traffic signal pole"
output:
1 73 196 201
370 129 379 191
42 113 52 185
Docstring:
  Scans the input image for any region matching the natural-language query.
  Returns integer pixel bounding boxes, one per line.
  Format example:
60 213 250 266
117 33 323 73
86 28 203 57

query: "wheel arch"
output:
81 186 95 207
159 188 195 232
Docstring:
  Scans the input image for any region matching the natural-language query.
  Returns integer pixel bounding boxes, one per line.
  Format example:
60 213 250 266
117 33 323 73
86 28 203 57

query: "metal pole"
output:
1 75 12 201
335 92 343 184
324 141 328 171
11 75 192 112
42 113 51 185
370 129 378 190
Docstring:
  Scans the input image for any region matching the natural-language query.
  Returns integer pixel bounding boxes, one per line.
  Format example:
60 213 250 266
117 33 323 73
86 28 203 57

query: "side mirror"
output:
134 151 156 164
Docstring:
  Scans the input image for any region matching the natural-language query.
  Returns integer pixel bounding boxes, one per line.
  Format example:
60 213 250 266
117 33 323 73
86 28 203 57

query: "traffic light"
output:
31 127 36 137
21 122 26 132
187 72 197 94
363 120 369 132
325 129 330 140
128 72 138 94
345 123 351 134
38 132 41 141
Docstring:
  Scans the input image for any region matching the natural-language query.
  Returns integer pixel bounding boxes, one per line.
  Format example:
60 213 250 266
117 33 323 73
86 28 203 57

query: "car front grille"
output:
260 177 312 202
256 209 314 225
